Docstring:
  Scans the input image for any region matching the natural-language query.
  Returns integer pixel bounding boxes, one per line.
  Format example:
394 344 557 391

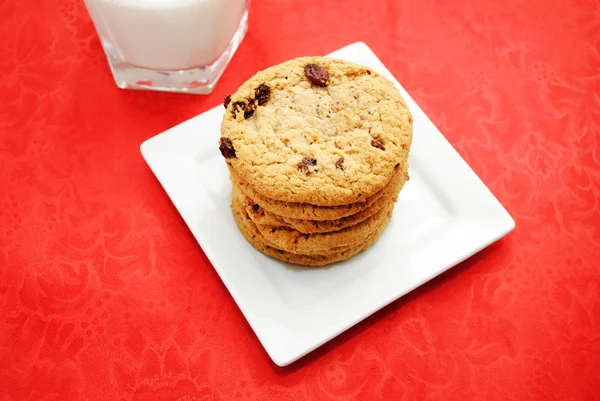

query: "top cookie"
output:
219 56 413 206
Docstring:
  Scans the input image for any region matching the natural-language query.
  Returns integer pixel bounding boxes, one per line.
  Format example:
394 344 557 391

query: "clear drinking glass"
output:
83 0 249 94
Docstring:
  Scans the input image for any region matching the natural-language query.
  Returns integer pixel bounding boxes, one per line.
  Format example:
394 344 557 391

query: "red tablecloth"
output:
2 0 599 399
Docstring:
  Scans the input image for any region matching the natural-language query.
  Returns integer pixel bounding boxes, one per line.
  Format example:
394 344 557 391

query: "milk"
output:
84 0 248 70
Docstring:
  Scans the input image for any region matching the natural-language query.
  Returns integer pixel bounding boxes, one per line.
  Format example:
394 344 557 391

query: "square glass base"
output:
100 11 248 95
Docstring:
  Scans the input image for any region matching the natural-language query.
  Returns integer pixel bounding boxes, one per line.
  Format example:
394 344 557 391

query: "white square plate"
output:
141 42 515 366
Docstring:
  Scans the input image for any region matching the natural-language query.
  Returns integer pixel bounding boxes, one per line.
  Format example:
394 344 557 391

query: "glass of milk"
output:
83 0 249 94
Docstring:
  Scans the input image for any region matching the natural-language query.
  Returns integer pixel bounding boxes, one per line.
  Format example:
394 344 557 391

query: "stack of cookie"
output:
219 57 413 266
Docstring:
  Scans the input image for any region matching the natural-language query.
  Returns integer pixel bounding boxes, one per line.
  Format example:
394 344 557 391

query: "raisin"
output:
231 101 246 115
223 94 231 108
371 138 385 151
335 157 344 170
219 137 236 159
231 101 255 119
255 84 271 106
304 64 329 87
252 204 260 211
297 157 317 174
367 70 372 75
394 163 400 170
